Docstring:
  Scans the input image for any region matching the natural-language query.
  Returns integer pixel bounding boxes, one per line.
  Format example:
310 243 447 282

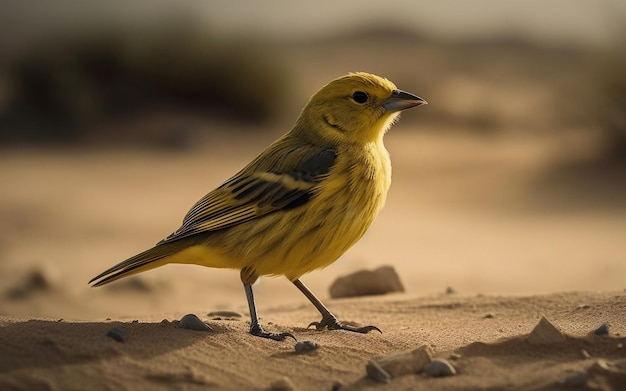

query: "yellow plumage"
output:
90 72 426 340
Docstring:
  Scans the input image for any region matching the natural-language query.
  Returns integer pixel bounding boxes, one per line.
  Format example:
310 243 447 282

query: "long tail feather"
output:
89 245 178 287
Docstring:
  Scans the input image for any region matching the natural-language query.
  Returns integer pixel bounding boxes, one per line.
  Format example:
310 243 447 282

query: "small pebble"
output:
265 377 295 391
294 340 319 354
424 358 456 377
107 328 125 342
179 314 213 331
564 371 588 387
375 344 433 378
132 320 139 324
577 304 591 310
330 381 343 391
589 359 613 374
617 343 623 349
366 360 391 384
594 323 609 336
207 310 242 318
615 358 626 370
483 313 495 319
445 286 456 294
581 349 592 359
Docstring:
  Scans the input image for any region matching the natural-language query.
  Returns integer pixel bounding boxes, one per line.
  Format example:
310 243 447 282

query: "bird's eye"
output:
352 91 369 104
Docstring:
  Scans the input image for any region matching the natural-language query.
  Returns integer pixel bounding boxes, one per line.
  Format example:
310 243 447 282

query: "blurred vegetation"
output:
1 16 624 164
594 49 626 164
0 22 288 145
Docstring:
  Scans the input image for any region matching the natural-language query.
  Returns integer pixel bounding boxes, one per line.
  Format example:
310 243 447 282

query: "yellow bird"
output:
90 72 426 340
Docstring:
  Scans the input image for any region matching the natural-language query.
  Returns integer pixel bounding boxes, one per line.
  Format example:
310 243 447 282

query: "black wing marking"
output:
159 148 337 243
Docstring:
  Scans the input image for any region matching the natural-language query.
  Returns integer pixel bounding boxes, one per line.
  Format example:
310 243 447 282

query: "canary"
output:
90 72 426 340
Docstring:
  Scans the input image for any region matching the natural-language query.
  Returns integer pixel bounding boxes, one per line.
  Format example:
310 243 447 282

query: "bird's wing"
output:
159 147 337 244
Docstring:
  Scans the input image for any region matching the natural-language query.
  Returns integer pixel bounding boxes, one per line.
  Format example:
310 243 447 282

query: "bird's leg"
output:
292 279 381 334
241 268 295 341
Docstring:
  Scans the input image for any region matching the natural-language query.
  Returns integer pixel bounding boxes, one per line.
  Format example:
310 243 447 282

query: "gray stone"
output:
207 310 242 318
376 344 433 378
179 314 213 331
265 377 295 391
294 340 319 354
366 360 390 384
107 328 124 342
594 323 609 336
329 266 404 299
424 358 456 377
564 371 588 387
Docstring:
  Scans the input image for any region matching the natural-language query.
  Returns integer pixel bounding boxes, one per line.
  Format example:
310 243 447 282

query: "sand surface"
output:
1 291 625 390
1 36 626 390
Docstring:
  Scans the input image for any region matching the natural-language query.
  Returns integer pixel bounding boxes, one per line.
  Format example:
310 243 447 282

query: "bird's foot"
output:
307 315 381 334
250 323 296 341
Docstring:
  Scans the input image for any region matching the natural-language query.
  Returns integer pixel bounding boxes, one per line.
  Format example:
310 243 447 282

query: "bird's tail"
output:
89 244 179 287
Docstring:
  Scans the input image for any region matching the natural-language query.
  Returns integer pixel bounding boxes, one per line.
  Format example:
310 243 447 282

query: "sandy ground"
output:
0 129 625 390
1 291 625 390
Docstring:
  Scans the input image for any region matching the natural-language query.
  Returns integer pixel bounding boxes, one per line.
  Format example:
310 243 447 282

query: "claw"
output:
291 279 382 336
244 281 297 341
250 323 297 341
307 315 381 334
307 321 325 331
348 325 382 334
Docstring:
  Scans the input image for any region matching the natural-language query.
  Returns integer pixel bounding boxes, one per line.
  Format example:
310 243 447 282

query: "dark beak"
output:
383 89 427 113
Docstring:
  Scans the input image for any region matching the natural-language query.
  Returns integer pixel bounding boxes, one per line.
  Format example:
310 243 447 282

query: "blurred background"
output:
1 0 625 320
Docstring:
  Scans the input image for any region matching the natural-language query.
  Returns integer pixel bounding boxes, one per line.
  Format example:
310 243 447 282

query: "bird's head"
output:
295 72 426 145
